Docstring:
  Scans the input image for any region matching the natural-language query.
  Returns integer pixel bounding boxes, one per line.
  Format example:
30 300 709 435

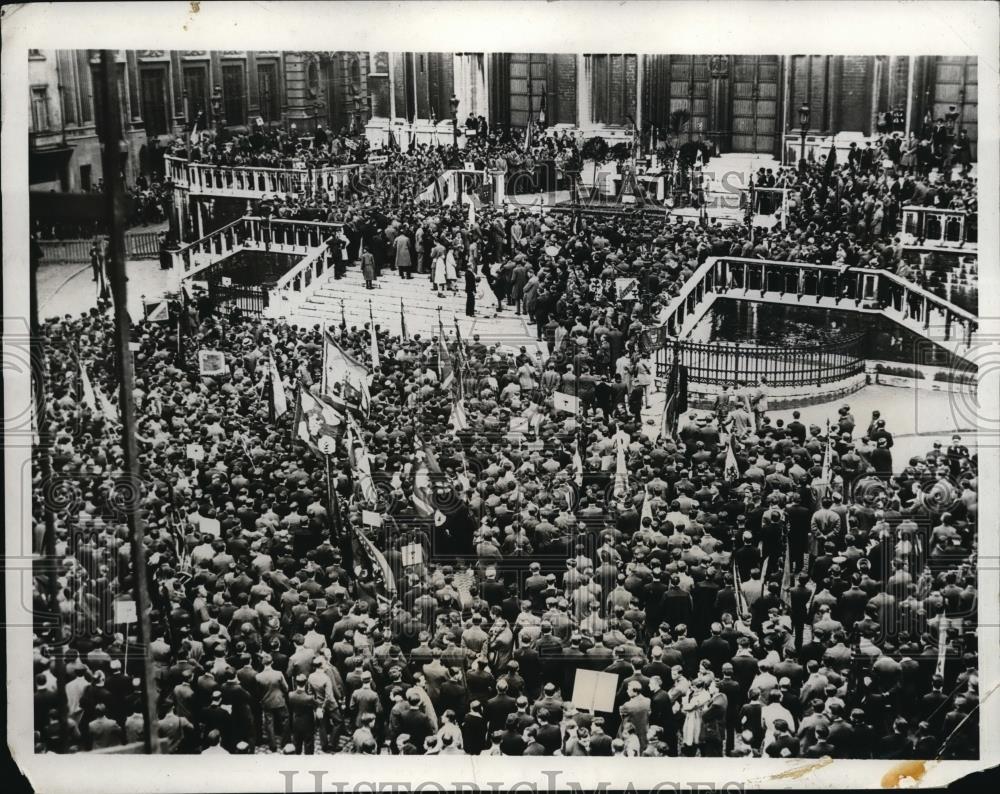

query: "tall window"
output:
183 65 209 127
30 86 50 132
222 63 245 125
140 67 169 135
257 62 279 122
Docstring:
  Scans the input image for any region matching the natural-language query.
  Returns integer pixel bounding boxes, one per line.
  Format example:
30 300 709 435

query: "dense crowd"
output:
32 176 172 241
33 174 979 759
32 105 981 758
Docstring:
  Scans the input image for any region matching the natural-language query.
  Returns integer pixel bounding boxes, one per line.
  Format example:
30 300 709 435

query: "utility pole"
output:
97 49 161 753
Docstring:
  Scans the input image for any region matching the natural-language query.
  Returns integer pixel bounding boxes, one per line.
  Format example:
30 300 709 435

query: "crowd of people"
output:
32 176 172 241
31 112 980 759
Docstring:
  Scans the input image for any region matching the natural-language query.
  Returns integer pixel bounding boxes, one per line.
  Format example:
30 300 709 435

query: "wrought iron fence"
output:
655 332 866 388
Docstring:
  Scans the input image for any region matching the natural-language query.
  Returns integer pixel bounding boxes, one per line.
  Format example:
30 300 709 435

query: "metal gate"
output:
206 273 268 318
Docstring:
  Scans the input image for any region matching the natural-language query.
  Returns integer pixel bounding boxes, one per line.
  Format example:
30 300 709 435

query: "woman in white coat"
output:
431 241 447 296
445 244 459 291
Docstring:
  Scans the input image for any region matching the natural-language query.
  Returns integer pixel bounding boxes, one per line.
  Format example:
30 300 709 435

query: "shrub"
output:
581 136 609 165
933 369 977 385
875 364 925 379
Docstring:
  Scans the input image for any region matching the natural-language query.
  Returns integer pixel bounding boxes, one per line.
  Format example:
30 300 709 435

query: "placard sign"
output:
400 543 424 567
198 350 226 377
114 597 137 625
571 669 619 713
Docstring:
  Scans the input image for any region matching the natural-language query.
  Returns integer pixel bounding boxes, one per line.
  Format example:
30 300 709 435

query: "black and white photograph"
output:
3 2 998 791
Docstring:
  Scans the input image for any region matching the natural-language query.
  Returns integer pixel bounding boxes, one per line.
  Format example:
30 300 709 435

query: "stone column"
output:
708 55 731 153
577 54 592 129
388 50 397 119
905 55 916 137
635 54 644 137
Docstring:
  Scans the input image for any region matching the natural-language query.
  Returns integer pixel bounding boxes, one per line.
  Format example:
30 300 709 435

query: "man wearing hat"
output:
288 674 317 754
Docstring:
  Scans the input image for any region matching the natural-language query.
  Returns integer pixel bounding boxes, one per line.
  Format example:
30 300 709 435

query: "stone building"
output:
27 50 978 194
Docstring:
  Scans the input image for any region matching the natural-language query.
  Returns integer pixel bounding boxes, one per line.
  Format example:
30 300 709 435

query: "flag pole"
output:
98 49 160 753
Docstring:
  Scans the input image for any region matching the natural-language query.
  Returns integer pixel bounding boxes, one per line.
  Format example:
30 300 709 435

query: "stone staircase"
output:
283 263 544 352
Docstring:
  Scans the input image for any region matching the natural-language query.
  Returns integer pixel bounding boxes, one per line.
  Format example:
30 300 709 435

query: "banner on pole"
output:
362 510 383 527
186 443 206 462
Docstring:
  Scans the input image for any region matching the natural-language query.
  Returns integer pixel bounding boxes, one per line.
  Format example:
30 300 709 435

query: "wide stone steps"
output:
285 264 546 352
286 265 471 337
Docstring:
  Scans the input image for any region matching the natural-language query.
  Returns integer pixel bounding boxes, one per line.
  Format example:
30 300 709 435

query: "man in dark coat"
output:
465 267 478 317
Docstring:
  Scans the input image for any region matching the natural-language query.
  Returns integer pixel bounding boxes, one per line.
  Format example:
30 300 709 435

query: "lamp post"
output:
449 93 460 149
352 89 362 136
211 85 225 133
798 102 810 172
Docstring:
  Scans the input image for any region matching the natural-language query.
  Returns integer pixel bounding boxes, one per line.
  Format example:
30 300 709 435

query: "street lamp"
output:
211 85 226 133
798 103 810 172
449 93 460 148
352 89 362 135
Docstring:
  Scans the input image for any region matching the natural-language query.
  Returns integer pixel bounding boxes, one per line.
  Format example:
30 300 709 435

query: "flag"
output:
340 300 347 330
294 386 343 454
322 328 371 413
368 304 381 370
95 383 119 423
400 298 409 340
823 141 837 184
538 92 547 127
79 362 96 411
934 616 949 678
346 416 379 505
449 396 470 432
821 429 833 484
411 455 435 517
414 434 442 475
467 198 476 226
780 532 794 602
572 441 584 487
659 346 681 440
614 426 628 497
352 528 397 599
723 433 740 483
268 353 288 419
437 319 454 388
640 491 654 524
189 111 202 145
733 559 750 622
453 316 467 396
144 300 170 323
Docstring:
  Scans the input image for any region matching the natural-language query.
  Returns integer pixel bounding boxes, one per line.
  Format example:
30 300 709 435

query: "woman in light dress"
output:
444 243 459 291
431 240 447 296
481 260 503 316
680 678 712 756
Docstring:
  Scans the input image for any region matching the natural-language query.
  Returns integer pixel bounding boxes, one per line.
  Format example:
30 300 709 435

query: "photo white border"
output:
3 2 998 790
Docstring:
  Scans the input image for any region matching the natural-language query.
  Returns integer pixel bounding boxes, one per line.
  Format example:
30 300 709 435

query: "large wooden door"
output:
730 55 780 154
508 53 548 128
667 55 711 136
931 56 977 158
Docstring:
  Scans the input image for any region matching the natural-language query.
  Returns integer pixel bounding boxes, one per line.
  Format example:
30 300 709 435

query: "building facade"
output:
28 49 371 193
28 51 979 194
367 53 979 161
